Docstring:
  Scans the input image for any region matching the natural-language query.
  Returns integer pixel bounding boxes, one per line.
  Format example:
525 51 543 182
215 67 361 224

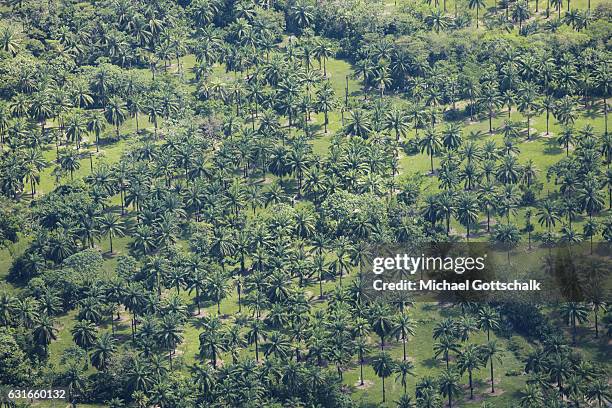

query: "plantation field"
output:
1 0 610 407
2 45 611 404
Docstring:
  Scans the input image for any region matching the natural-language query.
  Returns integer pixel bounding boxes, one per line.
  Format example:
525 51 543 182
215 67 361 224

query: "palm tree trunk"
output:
469 371 474 399
527 116 531 140
360 354 365 385
319 269 323 298
255 337 259 362
572 315 576 345
604 97 608 135
490 358 495 393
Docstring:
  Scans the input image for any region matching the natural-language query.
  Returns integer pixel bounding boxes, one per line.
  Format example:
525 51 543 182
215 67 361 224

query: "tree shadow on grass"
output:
466 129 488 141
421 357 439 368
542 138 563 155
583 100 604 120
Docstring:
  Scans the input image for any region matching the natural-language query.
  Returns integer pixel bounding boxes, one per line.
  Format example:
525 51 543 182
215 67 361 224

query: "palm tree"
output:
187 266 207 314
263 331 292 361
396 394 416 408
494 222 521 262
548 352 571 391
97 213 126 254
520 384 545 407
15 297 39 328
419 127 443 173
156 316 183 369
65 113 88 150
198 319 226 368
537 200 561 232
478 85 503 133
86 111 106 152
58 149 81 180
541 94 556 135
586 379 611 408
0 26 20 56
104 97 127 138
313 39 334 76
369 302 395 350
64 365 87 404
586 293 606 339
555 95 579 127
442 123 463 151
512 1 531 30
435 192 455 235
478 306 500 341
355 336 370 386
481 341 504 393
457 344 483 399
434 335 460 369
33 315 57 353
246 319 266 362
371 352 395 403
29 92 54 135
455 192 479 239
385 108 411 143
90 332 117 371
425 10 449 33
438 369 462 408
315 81 336 133
71 320 97 367
345 110 372 138
583 218 599 254
206 270 229 315
287 147 311 198
393 314 416 361
127 97 143 133
72 320 98 350
468 0 486 27
395 360 416 395
145 97 161 137
290 2 314 31
577 176 605 218
517 87 539 140
125 359 152 395
595 63 609 135
560 302 590 345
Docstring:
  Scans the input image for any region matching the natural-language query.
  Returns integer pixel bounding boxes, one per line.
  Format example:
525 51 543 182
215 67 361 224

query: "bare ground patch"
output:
354 380 374 390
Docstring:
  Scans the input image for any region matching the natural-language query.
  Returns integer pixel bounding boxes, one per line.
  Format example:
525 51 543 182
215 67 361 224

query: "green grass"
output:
345 303 527 407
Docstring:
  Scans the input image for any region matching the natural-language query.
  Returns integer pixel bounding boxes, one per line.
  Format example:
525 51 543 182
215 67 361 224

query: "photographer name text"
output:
372 279 541 291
